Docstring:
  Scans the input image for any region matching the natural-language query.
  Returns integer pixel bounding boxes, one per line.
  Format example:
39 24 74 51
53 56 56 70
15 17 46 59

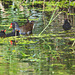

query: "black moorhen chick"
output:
63 19 71 31
0 29 6 38
9 20 34 35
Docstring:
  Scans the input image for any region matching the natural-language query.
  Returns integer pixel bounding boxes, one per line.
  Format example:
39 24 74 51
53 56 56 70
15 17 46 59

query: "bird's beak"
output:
1 30 3 31
9 23 12 29
10 40 13 45
4 30 6 32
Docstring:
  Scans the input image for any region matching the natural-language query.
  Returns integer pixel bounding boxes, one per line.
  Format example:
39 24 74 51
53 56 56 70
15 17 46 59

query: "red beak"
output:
9 23 12 29
10 40 13 45
4 30 6 32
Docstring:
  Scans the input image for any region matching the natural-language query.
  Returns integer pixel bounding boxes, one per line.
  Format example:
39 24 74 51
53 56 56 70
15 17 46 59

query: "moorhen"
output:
63 19 71 31
9 20 34 35
19 21 34 35
0 29 19 38
6 29 20 37
0 29 6 38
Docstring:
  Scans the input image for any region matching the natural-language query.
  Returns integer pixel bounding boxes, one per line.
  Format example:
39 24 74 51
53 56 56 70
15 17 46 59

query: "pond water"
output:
0 1 75 75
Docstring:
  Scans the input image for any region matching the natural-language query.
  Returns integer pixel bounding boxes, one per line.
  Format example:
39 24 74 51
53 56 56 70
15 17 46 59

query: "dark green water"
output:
0 1 75 75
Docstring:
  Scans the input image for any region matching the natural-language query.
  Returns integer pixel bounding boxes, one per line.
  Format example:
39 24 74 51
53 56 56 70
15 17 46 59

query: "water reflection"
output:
0 1 75 75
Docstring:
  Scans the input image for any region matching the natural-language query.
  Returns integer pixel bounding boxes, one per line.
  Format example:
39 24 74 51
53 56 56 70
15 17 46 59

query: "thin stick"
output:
39 7 61 35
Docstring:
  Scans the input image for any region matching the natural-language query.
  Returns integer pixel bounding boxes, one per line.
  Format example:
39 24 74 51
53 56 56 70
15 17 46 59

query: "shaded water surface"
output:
0 1 75 75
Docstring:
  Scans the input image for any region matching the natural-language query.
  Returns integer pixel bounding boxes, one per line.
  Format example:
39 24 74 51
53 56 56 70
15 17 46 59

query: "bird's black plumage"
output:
63 19 71 31
0 30 6 38
6 30 20 37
